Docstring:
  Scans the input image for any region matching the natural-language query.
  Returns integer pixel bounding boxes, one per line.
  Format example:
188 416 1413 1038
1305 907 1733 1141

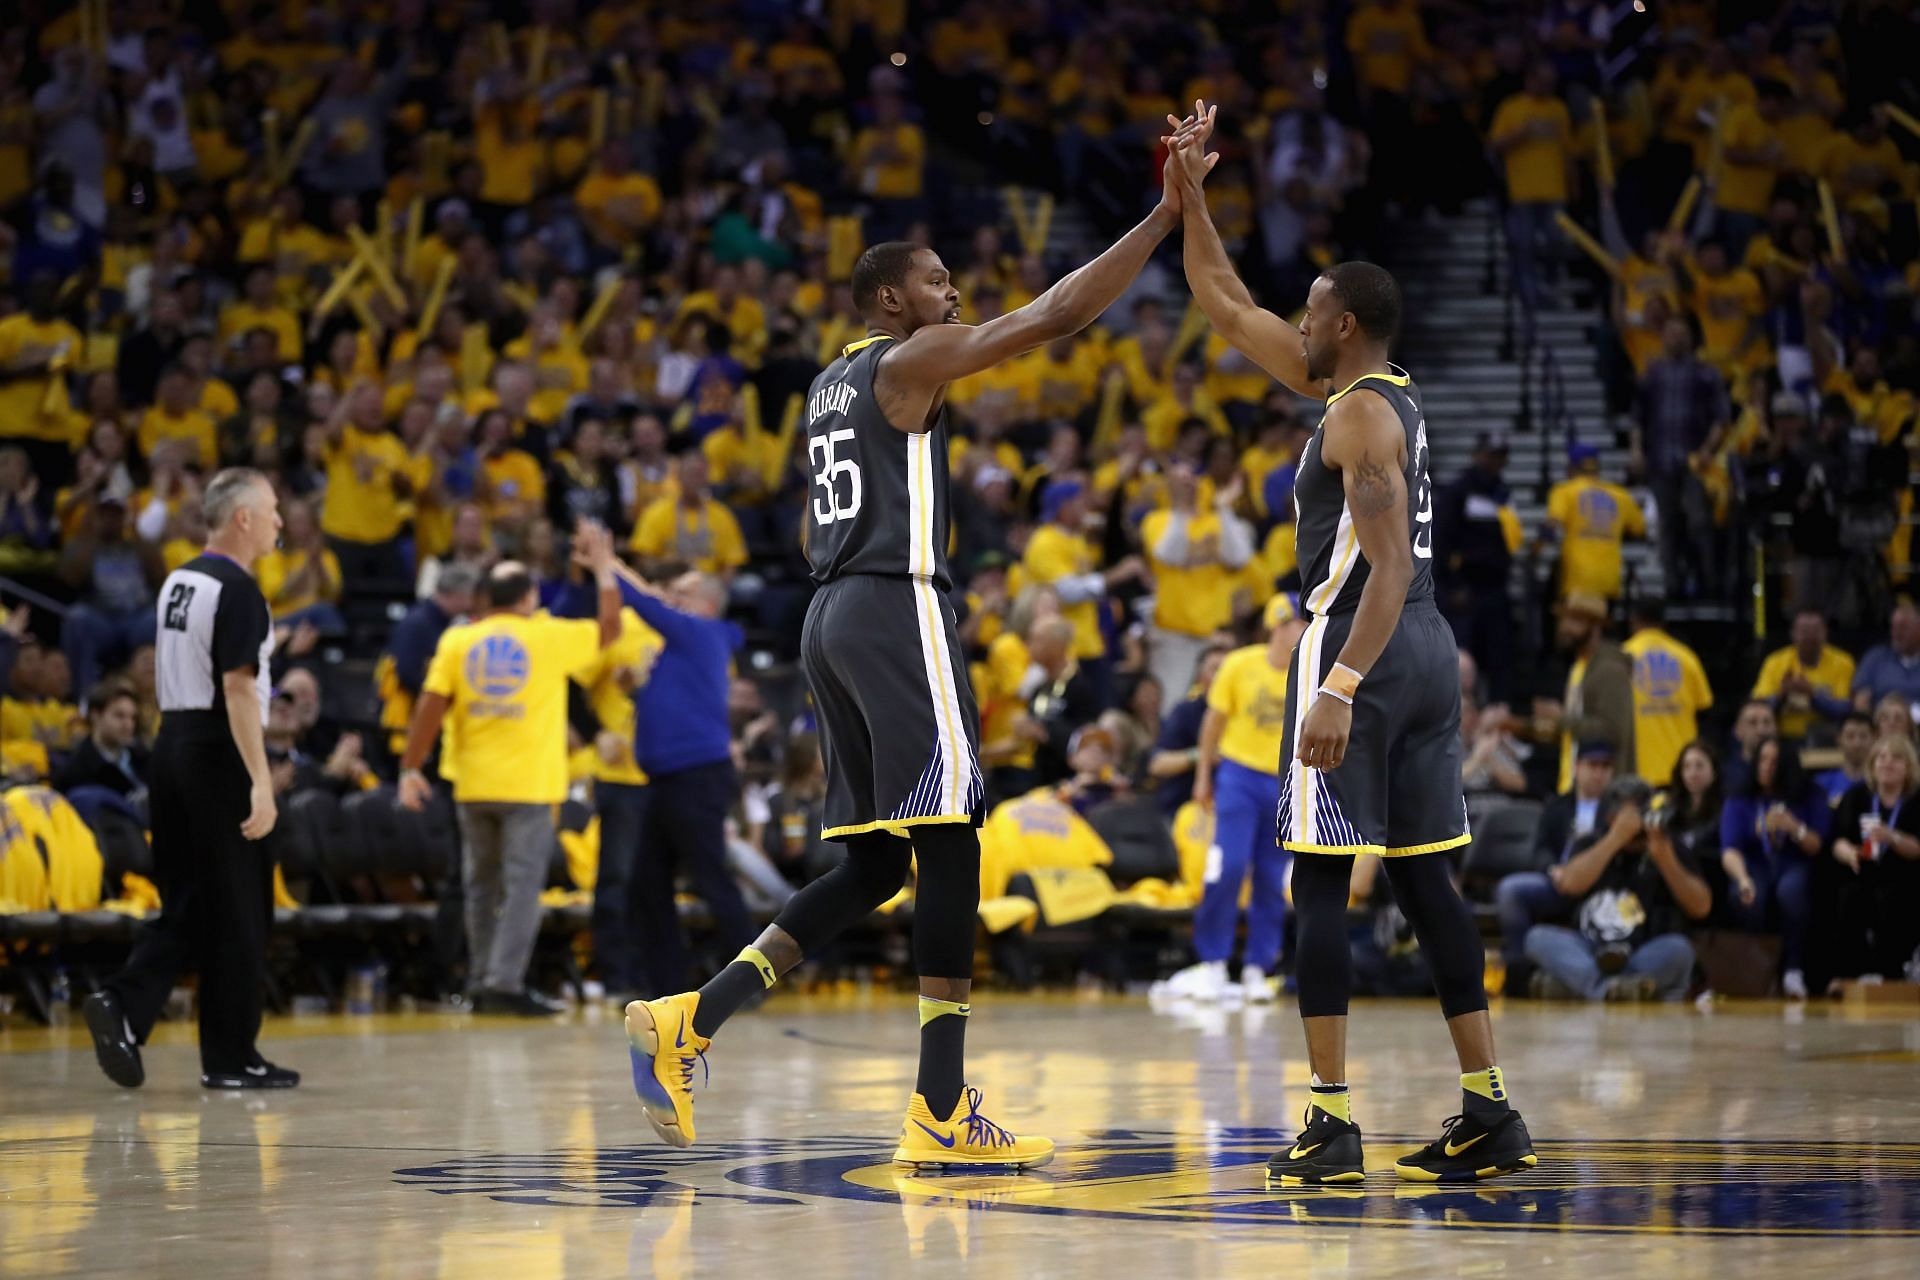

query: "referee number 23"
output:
810 428 862 524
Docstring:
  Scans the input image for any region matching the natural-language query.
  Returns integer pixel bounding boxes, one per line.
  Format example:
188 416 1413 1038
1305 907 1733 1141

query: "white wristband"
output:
1317 686 1354 705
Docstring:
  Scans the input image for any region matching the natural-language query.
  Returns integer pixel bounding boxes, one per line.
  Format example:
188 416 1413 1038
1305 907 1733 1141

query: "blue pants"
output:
1496 870 1572 970
1194 760 1289 970
1524 926 1695 1001
275 602 348 635
1725 855 1812 973
634 760 753 994
591 781 650 991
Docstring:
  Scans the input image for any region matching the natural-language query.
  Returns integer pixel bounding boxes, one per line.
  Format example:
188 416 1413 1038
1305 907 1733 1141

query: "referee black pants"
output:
105 731 272 1074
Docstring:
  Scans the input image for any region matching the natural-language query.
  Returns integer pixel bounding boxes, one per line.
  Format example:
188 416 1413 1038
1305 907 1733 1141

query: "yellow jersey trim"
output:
1324 368 1411 407
1282 840 1388 856
821 813 975 841
842 334 895 358
1383 832 1472 857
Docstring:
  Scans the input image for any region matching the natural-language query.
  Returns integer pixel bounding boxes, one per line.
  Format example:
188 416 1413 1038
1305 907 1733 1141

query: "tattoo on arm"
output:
1349 453 1398 519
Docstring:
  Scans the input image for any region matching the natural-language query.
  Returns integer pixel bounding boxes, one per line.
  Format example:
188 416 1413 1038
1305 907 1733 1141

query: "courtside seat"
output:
1459 801 1544 927
277 790 353 930
1086 797 1181 886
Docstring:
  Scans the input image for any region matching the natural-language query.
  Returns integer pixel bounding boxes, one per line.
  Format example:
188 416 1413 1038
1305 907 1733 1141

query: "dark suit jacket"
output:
53 739 149 797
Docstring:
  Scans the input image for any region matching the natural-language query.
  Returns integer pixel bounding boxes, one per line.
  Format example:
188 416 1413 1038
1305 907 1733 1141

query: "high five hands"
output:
1155 105 1216 214
1161 100 1222 208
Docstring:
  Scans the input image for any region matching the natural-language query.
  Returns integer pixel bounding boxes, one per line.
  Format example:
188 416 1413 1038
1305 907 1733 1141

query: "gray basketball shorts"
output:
1276 601 1469 856
801 575 985 841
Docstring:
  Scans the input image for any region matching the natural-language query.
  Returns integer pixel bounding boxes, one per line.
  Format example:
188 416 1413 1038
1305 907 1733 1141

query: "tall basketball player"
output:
1168 105 1538 1185
622 118 1206 1169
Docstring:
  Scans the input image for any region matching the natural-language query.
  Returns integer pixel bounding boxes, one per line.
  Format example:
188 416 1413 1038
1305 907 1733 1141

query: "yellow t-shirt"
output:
1 698 81 750
1345 2 1429 96
1675 71 1756 166
1141 509 1237 638
1207 644 1290 775
137 406 219 470
256 547 344 619
581 608 664 786
1751 644 1856 742
196 378 240 422
1546 477 1645 600
1022 524 1104 660
217 302 303 361
1691 268 1764 372
500 336 590 425
480 449 547 520
0 315 82 443
1490 94 1573 204
424 612 603 804
850 123 926 198
1714 101 1781 216
629 496 749 575
161 537 200 574
575 170 663 246
1142 390 1232 453
1622 628 1713 788
975 631 1035 771
676 292 769 366
322 426 425 544
1203 332 1269 408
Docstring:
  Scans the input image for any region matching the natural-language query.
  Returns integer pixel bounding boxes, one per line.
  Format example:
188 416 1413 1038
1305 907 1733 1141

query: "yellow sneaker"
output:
625 993 709 1148
892 1087 1055 1169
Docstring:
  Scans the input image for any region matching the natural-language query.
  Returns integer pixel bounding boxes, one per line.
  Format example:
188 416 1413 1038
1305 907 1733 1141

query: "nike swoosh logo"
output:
758 965 775 984
675 1014 687 1050
914 1122 957 1149
1444 1132 1489 1157
245 1065 268 1077
1288 1143 1323 1160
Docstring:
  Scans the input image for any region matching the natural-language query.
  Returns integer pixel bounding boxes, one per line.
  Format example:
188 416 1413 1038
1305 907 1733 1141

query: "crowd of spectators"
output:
0 1 1917 1007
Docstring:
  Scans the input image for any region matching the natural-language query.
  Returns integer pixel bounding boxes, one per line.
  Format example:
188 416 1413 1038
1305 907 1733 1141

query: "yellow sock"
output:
738 946 778 989
1308 1080 1351 1123
1461 1065 1509 1113
917 996 971 1027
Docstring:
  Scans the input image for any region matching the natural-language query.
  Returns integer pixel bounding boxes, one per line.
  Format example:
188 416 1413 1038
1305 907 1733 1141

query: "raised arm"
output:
1167 103 1325 401
876 118 1200 422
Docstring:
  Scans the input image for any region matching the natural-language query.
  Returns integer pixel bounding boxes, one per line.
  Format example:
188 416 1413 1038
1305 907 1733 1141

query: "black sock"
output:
691 946 778 1040
916 996 969 1119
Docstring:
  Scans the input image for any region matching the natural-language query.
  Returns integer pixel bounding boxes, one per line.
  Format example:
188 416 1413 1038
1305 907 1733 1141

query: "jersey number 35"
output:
810 429 863 525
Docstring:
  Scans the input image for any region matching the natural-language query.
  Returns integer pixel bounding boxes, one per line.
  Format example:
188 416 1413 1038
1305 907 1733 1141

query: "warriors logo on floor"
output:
395 1130 1920 1237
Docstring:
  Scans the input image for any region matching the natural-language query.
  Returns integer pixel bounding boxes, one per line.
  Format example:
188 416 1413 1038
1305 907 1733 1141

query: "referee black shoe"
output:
83 991 144 1088
473 989 566 1017
1266 1108 1366 1186
1394 1110 1537 1183
202 1059 301 1090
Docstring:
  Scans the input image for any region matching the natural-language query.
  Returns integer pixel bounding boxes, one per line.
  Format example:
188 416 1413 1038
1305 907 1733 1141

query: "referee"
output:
83 468 295 1090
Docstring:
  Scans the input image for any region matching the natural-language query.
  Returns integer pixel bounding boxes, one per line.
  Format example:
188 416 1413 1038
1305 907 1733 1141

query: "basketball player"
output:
622 119 1207 1170
1168 105 1537 1184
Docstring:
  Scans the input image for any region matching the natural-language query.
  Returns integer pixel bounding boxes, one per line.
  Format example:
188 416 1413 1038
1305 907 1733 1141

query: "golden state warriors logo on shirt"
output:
466 633 530 714
393 1131 1920 1237
1633 649 1684 712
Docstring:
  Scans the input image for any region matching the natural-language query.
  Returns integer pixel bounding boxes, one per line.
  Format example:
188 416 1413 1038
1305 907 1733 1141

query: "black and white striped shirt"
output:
155 553 274 737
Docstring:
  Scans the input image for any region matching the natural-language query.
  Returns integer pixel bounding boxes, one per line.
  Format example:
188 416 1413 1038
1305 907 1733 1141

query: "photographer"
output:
1522 777 1712 1002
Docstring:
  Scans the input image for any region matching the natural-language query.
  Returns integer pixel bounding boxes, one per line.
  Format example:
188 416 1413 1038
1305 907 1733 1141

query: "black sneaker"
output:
83 991 144 1088
1266 1107 1366 1186
1394 1111 1537 1183
473 989 566 1017
202 1060 301 1090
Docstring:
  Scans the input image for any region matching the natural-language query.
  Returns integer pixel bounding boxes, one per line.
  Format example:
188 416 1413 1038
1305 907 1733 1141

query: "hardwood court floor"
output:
2 993 1917 1279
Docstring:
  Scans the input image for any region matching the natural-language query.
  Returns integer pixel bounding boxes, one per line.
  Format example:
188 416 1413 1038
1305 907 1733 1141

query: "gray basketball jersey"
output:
1293 365 1437 617
803 335 955 590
